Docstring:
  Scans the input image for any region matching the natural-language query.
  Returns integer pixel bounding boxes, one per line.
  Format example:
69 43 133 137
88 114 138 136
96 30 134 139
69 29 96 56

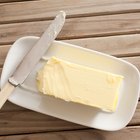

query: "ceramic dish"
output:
1 36 140 131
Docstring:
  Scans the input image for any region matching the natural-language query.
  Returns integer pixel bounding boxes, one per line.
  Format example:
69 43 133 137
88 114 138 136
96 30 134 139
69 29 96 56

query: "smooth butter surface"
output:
37 57 123 112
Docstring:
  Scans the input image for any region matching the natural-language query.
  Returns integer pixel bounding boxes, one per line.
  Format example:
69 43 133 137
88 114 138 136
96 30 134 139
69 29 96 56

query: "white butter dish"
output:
1 36 140 131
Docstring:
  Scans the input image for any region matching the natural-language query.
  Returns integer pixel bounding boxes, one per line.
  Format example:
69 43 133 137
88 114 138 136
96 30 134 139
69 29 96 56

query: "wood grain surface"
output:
0 0 34 3
0 110 86 135
2 13 140 44
1 0 140 23
0 127 140 140
1 101 25 112
1 34 140 59
65 34 140 57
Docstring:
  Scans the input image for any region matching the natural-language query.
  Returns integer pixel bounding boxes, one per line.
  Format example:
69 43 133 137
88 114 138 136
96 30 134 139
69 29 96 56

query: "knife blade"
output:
0 11 66 109
9 11 66 86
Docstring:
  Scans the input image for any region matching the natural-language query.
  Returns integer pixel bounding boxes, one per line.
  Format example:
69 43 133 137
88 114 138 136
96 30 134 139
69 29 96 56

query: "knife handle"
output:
0 82 15 109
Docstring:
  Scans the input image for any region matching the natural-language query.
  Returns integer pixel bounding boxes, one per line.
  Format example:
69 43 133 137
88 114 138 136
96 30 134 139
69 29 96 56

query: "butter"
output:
37 57 123 112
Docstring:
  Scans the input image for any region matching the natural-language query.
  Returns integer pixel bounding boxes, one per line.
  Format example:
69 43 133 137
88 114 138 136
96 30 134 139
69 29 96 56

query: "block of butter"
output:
37 57 123 112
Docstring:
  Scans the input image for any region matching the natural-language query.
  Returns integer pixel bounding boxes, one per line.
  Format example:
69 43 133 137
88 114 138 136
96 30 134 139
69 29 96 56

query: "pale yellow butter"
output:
37 57 123 112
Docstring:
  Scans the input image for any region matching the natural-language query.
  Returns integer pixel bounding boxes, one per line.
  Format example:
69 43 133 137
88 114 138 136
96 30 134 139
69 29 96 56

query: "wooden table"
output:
0 0 140 139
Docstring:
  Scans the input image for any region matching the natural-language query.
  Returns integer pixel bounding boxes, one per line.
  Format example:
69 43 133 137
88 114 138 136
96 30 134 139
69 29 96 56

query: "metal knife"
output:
0 11 66 109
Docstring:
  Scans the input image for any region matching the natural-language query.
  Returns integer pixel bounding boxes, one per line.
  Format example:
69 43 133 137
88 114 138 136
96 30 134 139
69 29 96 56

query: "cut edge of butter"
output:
36 56 124 112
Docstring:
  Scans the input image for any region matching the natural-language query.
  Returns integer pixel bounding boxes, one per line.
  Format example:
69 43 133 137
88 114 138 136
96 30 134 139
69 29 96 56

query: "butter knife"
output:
0 11 66 109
